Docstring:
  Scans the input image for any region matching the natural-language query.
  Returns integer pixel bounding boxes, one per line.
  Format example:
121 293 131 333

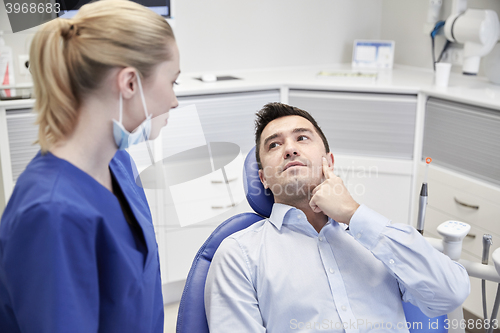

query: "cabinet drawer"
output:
427 180 500 235
415 164 500 235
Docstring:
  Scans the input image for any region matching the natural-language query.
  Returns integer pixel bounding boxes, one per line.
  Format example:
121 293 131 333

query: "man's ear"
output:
327 152 334 169
258 169 268 189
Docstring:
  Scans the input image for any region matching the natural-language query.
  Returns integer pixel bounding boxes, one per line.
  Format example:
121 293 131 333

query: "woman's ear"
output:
117 67 138 99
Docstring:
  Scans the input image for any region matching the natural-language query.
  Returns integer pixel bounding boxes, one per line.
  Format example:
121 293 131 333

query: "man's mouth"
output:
282 161 306 172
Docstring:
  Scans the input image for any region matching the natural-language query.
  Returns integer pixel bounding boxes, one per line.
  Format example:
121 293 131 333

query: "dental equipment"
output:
437 221 471 261
431 220 470 333
482 235 493 321
489 247 500 333
417 157 432 235
425 224 500 333
443 0 500 75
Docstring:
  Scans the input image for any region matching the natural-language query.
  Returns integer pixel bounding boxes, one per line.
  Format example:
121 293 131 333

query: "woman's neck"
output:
50 98 118 192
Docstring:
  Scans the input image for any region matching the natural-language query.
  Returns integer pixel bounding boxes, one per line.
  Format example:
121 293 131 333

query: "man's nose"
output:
283 140 299 159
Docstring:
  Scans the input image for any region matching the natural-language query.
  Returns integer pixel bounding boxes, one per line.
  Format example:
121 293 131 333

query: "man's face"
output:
258 115 333 203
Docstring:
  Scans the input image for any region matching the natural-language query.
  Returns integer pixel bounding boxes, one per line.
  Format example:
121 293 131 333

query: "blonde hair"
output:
29 0 175 152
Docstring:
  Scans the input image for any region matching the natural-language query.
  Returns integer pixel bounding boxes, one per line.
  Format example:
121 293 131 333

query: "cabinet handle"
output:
211 178 238 184
211 203 236 209
454 197 479 210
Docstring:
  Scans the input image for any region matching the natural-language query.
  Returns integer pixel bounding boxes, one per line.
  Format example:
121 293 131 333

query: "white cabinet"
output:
288 90 417 224
419 97 500 319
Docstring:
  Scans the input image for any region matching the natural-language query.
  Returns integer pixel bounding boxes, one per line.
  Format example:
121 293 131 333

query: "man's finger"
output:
312 184 320 196
309 197 322 213
322 157 333 180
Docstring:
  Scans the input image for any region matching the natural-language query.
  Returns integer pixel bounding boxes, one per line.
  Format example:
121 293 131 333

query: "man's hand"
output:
309 157 360 224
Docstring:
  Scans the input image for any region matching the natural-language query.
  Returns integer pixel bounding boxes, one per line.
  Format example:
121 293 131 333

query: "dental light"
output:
444 8 500 75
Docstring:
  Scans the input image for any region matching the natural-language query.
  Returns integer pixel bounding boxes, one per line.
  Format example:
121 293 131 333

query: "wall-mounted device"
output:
443 0 500 75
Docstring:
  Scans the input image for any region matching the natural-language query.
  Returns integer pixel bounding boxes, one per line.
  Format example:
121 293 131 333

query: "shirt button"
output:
356 233 361 239
318 237 323 242
297 214 302 219
329 268 335 274
389 259 395 264
341 305 347 311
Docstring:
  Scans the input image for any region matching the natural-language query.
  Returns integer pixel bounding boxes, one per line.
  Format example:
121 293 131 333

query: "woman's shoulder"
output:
11 151 68 205
3 152 105 224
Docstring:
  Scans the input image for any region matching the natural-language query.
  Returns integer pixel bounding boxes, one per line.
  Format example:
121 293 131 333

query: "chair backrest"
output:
176 146 447 333
175 212 263 333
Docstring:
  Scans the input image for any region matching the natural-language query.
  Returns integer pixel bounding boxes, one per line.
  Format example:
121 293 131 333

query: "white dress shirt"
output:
205 204 470 333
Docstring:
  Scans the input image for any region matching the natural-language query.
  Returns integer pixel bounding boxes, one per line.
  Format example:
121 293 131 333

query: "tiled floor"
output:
164 302 180 333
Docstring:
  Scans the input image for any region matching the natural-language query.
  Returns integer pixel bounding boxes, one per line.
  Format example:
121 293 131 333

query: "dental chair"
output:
176 147 447 333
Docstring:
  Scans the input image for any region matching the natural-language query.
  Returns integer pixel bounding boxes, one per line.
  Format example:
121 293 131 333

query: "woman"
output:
0 0 179 332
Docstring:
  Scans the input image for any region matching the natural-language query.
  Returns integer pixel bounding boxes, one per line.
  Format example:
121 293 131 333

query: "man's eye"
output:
298 135 308 141
269 142 279 149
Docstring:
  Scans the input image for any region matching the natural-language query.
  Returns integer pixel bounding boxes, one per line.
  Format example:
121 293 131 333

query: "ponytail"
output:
29 0 175 152
30 19 79 151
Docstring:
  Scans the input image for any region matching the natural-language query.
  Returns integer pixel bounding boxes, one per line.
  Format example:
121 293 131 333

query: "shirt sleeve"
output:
2 202 99 333
204 237 266 333
347 204 470 318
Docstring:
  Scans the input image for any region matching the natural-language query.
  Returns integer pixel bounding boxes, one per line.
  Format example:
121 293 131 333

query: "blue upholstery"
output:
242 146 274 217
176 147 447 333
175 212 263 333
403 302 447 333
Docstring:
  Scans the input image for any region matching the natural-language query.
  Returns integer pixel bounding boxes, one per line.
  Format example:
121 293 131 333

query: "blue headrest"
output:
243 146 274 218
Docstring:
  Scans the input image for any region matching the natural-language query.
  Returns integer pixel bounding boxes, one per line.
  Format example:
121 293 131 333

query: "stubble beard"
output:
271 174 320 206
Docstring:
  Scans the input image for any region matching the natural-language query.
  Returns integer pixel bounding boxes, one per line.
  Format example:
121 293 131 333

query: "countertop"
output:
173 64 500 111
2 64 500 111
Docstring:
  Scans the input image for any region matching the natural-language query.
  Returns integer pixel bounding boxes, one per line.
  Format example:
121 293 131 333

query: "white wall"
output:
3 0 500 80
1 0 382 82
174 0 382 73
381 0 500 73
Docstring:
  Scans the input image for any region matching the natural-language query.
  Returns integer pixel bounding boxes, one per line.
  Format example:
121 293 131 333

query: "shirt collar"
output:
267 203 347 235
268 203 297 230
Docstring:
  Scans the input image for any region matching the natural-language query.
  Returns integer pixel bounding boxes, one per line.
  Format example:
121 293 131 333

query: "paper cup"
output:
435 63 452 87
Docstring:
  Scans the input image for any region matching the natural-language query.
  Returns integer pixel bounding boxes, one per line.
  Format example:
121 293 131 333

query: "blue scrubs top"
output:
0 150 163 333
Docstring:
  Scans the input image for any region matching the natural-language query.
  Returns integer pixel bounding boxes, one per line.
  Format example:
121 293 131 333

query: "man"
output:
205 102 470 333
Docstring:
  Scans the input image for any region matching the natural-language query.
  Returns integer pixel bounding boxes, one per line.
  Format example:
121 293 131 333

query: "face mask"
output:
113 73 152 150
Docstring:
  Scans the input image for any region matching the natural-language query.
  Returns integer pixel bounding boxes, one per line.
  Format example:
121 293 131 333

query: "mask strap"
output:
136 73 150 118
119 92 123 123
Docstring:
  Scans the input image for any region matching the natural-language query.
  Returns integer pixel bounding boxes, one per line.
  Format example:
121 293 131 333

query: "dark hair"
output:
255 102 330 169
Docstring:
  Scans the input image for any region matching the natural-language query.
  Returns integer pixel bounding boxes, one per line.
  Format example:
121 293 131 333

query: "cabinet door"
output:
423 97 500 187
176 90 280 156
289 90 417 159
5 108 39 183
